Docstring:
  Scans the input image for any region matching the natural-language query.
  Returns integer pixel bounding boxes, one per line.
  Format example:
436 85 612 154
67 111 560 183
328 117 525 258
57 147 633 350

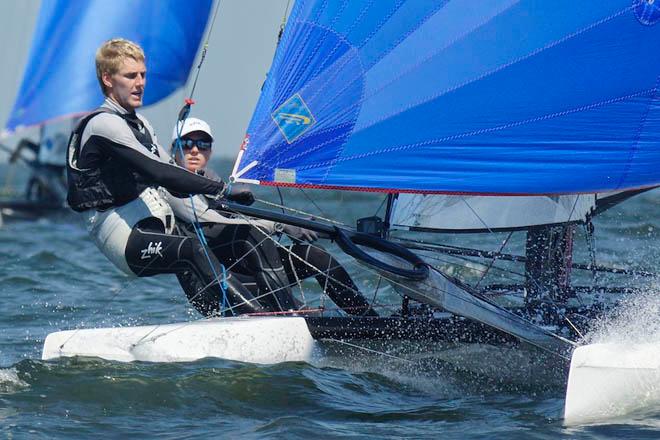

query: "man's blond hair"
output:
95 38 145 96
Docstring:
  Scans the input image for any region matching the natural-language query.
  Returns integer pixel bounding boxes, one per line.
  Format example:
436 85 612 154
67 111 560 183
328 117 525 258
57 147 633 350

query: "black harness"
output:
66 108 159 212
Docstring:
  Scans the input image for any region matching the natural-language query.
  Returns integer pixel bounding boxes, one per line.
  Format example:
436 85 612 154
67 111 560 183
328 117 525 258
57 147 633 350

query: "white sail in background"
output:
391 194 596 232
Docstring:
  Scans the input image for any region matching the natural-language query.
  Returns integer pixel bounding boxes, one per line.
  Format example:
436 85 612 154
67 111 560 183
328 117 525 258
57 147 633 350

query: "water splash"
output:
0 367 29 393
586 283 660 344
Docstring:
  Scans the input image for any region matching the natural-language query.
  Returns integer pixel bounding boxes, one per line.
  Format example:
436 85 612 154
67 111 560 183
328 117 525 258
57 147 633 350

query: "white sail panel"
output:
391 194 596 231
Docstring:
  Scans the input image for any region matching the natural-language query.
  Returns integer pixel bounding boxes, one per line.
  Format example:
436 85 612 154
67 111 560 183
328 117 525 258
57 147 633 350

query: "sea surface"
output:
2 161 660 439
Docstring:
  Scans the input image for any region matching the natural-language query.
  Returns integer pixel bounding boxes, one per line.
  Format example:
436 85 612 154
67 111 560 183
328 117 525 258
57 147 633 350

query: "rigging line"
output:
190 198 229 313
367 275 384 317
584 220 599 287
169 180 230 312
321 338 415 364
186 0 223 101
373 195 387 218
287 243 308 306
562 194 597 302
277 0 293 43
277 187 286 215
460 197 494 234
409 244 512 276
393 236 651 277
561 195 585 306
171 3 233 314
319 245 332 311
180 230 279 307
564 316 585 340
218 224 569 358
171 115 229 313
171 0 242 312
222 285 392 317
298 187 332 220
255 197 348 226
475 231 514 289
394 237 529 261
56 231 197 350
177 222 359 315
422 252 526 281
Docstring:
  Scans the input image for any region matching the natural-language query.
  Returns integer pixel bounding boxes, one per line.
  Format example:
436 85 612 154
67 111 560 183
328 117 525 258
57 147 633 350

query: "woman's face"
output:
174 131 213 172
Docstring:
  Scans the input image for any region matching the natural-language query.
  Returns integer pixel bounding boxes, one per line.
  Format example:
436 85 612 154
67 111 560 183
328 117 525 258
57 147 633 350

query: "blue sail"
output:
234 0 660 195
5 0 212 133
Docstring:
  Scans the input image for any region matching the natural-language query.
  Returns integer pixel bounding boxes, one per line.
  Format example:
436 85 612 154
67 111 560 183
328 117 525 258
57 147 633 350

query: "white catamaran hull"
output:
43 318 660 425
564 343 660 425
42 316 318 364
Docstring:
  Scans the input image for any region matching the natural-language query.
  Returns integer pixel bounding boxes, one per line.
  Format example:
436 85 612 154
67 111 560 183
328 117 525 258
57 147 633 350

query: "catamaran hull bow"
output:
564 343 660 425
42 316 318 364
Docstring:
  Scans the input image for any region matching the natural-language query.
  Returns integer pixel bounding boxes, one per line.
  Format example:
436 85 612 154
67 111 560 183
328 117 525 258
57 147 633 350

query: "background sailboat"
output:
0 0 213 221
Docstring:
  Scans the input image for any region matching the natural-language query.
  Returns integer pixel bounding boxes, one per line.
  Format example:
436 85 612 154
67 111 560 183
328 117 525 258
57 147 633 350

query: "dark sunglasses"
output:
173 139 213 151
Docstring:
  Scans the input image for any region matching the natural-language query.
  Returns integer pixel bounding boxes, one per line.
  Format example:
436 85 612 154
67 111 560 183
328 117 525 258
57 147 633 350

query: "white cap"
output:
171 117 214 141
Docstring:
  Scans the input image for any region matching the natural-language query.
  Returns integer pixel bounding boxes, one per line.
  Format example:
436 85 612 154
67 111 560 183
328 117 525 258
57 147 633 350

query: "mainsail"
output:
233 0 660 195
4 0 213 134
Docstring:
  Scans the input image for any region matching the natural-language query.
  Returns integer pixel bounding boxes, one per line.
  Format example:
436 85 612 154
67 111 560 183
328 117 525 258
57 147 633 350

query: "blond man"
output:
66 39 264 316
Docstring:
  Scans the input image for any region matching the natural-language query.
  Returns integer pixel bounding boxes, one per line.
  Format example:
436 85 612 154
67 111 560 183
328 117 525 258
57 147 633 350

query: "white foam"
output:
586 284 660 345
0 368 29 392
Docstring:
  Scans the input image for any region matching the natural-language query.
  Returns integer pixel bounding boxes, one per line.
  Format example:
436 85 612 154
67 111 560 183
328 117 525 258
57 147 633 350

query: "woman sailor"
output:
167 117 378 317
66 38 263 317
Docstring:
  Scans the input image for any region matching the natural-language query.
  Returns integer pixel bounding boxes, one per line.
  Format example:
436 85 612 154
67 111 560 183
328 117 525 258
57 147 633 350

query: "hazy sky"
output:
0 0 291 160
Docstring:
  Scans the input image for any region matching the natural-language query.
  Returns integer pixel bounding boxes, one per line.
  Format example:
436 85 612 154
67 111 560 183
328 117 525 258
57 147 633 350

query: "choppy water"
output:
2 164 660 438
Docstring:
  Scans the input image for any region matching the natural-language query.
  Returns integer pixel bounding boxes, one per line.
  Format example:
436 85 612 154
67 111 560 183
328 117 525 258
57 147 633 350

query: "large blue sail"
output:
5 0 213 133
234 0 660 195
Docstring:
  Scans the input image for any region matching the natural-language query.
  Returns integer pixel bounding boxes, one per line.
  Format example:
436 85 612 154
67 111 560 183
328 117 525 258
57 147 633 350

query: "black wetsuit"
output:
166 176 377 316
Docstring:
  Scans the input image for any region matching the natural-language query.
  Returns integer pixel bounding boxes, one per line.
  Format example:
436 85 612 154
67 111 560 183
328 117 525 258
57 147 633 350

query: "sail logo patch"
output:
271 94 316 143
274 168 296 183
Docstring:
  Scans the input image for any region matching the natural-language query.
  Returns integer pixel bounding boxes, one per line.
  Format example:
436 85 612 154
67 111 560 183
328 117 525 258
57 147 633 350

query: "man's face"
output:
174 131 212 172
102 57 146 111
